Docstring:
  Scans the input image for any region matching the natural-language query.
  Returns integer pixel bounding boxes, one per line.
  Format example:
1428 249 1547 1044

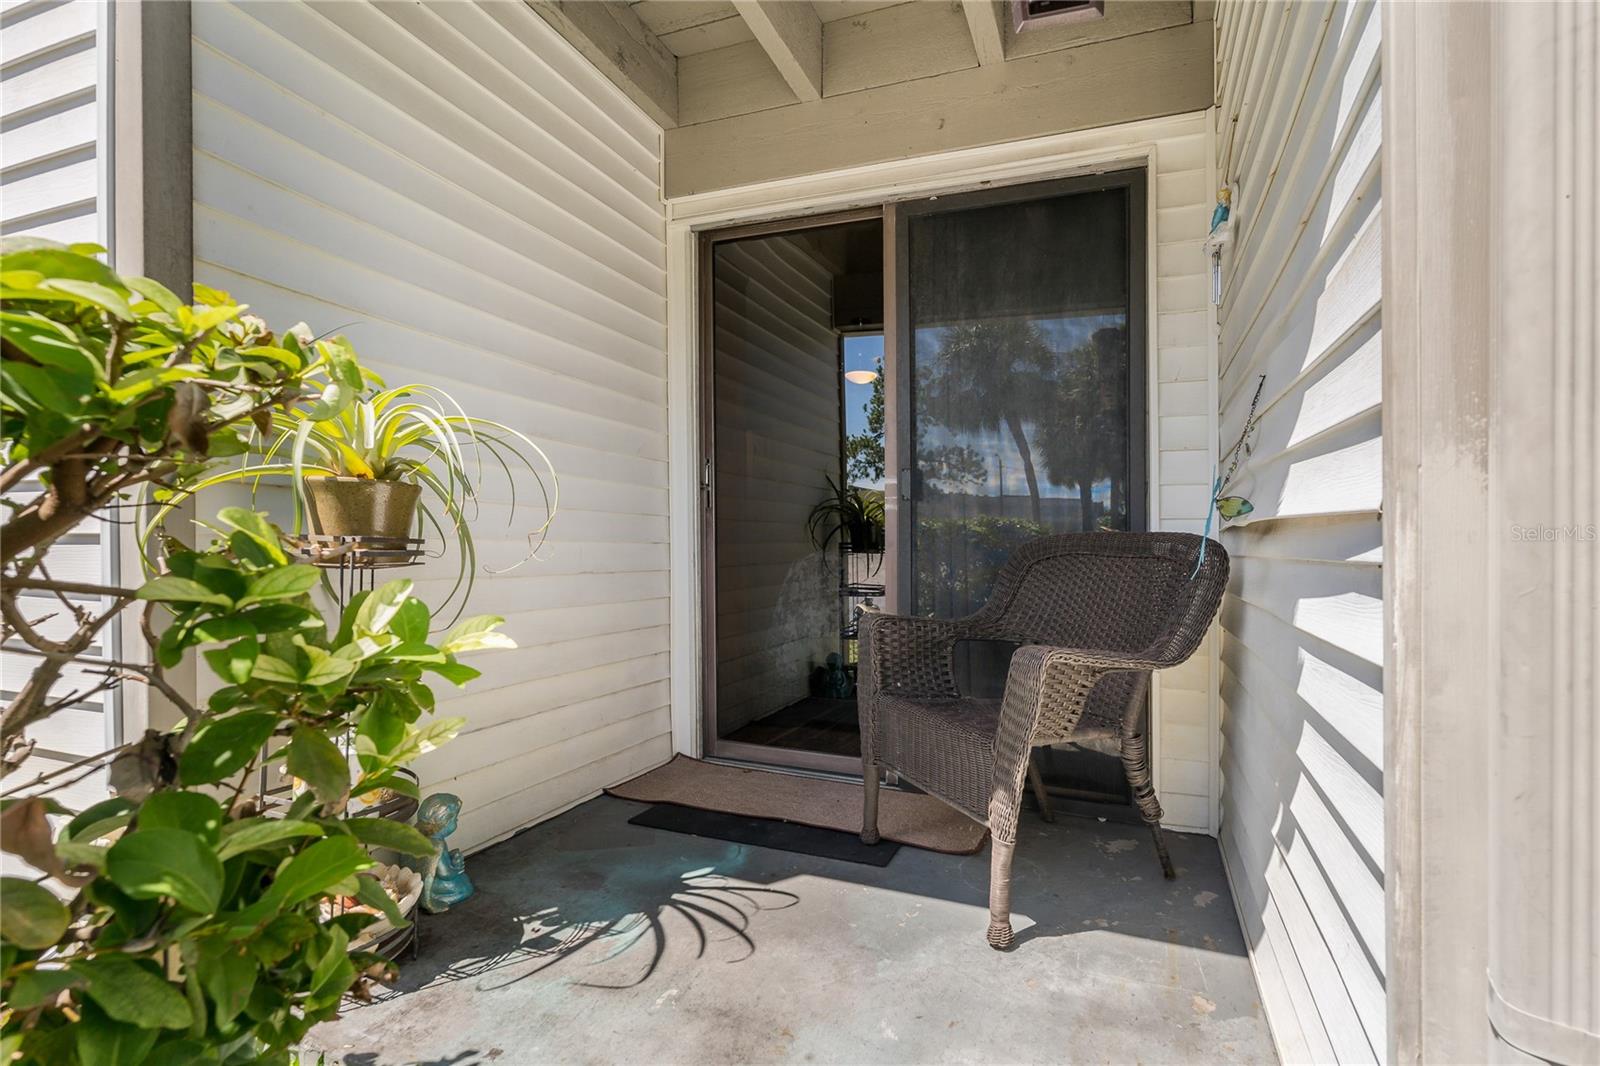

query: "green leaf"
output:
425 660 481 687
195 937 257 1027
270 836 373 908
137 575 233 608
64 796 135 842
4 360 90 410
75 1002 160 1066
8 966 83 1009
252 912 315 967
54 841 108 871
137 792 224 845
188 616 257 645
46 278 135 320
387 716 466 765
0 312 101 378
216 507 286 565
143 1037 219 1066
215 818 323 862
286 725 349 808
79 956 193 1029
439 614 513 655
179 712 277 786
249 654 301 684
354 579 413 635
0 877 70 948
305 924 354 1010
203 637 258 685
344 817 434 857
299 643 356 687
355 696 406 771
322 336 364 390
126 275 183 317
381 641 445 664
237 564 318 607
356 770 419 802
106 828 224 913
391 597 430 644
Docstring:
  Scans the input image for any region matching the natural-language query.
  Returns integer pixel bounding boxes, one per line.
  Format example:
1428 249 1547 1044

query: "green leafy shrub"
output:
0 240 522 1063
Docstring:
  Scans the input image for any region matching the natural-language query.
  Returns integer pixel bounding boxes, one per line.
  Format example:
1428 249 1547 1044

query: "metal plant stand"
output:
291 533 428 962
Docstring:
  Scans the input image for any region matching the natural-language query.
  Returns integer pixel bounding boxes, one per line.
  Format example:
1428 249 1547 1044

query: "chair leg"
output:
861 763 881 845
987 838 1017 950
1148 823 1175 880
1120 729 1176 880
1026 754 1055 823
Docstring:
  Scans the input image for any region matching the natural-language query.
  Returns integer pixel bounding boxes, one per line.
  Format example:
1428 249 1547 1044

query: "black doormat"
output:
627 803 902 867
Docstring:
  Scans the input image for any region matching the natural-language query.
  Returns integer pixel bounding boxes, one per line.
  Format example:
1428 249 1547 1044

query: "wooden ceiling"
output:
530 1 1207 131
629 2 906 57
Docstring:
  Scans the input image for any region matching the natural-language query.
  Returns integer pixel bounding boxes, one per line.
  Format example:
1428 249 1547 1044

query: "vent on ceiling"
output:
1013 0 1106 32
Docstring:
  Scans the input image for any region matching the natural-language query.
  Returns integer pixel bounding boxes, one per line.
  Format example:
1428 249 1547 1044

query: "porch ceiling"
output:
528 1 1211 130
306 794 1274 1064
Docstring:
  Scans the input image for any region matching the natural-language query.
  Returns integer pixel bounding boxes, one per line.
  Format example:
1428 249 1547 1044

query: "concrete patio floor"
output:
309 794 1276 1065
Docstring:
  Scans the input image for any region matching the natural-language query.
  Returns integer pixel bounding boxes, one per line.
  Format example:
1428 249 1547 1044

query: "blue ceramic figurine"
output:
822 652 851 699
415 792 473 913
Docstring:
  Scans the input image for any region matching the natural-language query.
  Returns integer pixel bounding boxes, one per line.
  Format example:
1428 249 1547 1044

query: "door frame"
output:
666 112 1198 785
697 206 885 773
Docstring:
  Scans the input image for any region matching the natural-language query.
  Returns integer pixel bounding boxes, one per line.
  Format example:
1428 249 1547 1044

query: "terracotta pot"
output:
303 477 421 540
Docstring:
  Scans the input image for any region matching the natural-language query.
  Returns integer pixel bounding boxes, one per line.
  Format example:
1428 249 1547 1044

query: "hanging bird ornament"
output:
1193 373 1265 578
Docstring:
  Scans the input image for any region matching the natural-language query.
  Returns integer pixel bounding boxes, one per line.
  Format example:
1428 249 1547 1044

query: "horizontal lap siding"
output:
1213 2 1384 1062
190 0 670 852
0 0 113 822
1150 116 1220 833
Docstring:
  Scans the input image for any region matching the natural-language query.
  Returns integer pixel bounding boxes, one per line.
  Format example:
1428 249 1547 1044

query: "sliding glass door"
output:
702 172 1147 790
892 171 1147 797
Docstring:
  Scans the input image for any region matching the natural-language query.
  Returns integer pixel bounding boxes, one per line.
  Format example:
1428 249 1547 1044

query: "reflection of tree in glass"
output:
1037 325 1130 531
919 320 1054 523
845 360 885 484
847 357 986 493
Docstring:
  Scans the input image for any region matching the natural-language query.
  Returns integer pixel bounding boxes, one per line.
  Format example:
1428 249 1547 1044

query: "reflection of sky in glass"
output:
914 312 1127 499
843 333 884 491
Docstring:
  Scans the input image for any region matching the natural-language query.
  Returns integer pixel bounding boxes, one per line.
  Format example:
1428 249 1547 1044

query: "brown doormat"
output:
606 755 988 856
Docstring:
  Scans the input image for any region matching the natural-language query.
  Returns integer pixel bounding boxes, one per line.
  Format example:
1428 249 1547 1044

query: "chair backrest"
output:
966 531 1230 667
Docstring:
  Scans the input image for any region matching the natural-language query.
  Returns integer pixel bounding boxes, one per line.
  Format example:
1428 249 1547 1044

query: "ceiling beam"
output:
732 1 823 101
961 0 1008 66
527 1 679 127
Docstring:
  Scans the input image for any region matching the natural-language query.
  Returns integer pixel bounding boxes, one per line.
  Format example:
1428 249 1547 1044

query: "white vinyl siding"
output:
1148 113 1222 834
190 0 670 853
0 0 114 816
1213 2 1384 1062
712 236 840 734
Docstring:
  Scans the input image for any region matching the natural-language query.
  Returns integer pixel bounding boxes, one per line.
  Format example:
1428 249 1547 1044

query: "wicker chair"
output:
857 531 1229 950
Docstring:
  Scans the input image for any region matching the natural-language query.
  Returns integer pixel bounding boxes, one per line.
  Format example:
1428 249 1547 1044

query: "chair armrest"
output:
856 608 972 701
987 643 1159 838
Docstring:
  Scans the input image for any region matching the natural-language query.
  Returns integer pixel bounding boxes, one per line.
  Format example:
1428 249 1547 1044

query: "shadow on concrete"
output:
359 792 1241 1006
366 824 800 1001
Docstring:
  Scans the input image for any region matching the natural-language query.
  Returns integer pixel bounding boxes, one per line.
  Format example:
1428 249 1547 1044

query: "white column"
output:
1486 3 1600 1062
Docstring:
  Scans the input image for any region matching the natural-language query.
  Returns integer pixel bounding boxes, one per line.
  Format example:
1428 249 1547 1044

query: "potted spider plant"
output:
143 334 557 618
807 474 885 554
